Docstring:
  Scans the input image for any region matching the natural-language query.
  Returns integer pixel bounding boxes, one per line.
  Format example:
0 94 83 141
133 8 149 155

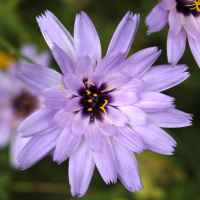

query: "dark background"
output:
0 0 199 199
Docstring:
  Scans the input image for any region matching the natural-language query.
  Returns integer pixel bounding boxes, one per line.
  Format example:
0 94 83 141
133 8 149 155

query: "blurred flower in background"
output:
0 44 51 169
16 10 191 197
146 0 200 68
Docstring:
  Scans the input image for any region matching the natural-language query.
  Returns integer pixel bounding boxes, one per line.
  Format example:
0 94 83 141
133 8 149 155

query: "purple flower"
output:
17 11 192 197
0 44 51 169
146 0 200 67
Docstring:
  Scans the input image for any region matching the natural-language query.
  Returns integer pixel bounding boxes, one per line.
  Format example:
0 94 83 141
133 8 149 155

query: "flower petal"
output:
18 107 57 137
147 108 192 128
64 73 85 96
145 3 169 35
84 121 104 152
114 126 144 153
131 123 177 155
69 139 95 197
121 78 146 92
93 136 117 184
188 34 200 68
53 108 76 129
118 47 161 78
118 106 146 126
167 29 186 66
110 91 138 106
43 89 73 109
161 0 176 10
107 12 140 57
183 14 200 40
16 63 63 95
88 71 104 89
18 128 62 170
71 110 90 136
75 56 93 81
104 106 128 126
141 64 189 92
52 44 75 75
74 11 101 69
36 10 76 62
134 92 174 112
111 138 143 192
0 120 11 148
65 97 83 112
168 8 183 37
53 126 82 164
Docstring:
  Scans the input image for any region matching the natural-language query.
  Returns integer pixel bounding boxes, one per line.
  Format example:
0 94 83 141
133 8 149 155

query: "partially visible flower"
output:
146 0 200 67
0 44 51 169
17 11 192 197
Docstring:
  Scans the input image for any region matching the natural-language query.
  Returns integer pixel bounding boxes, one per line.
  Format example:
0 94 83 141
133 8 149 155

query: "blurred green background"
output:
0 0 200 199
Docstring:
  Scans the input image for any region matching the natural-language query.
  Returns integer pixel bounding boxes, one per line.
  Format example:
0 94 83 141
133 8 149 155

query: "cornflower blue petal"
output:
132 123 177 155
71 110 90 136
134 92 174 112
69 139 95 197
53 108 76 129
109 91 138 106
75 56 93 80
167 29 187 66
183 14 200 40
107 11 140 58
104 106 128 126
93 136 117 184
121 78 146 92
111 138 143 192
36 10 76 62
95 52 125 74
18 107 57 137
161 0 176 10
74 11 101 69
114 126 145 153
188 34 200 68
118 106 146 126
64 73 85 96
18 128 62 170
16 63 63 95
145 3 169 35
84 121 103 152
118 47 161 78
147 108 192 128
53 126 83 164
0 120 11 148
65 97 83 112
88 71 104 88
168 8 183 37
141 64 189 92
43 89 73 109
52 44 75 75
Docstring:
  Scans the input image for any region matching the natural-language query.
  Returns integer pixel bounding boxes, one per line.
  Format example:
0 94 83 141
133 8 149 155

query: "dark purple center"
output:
79 82 113 122
12 92 38 118
175 0 200 17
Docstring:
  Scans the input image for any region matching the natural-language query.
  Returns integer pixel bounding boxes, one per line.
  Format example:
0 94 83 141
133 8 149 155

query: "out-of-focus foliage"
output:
0 0 200 199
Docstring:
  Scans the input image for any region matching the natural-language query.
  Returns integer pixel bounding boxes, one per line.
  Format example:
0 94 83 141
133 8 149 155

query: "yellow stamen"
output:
85 81 95 86
61 84 64 90
100 100 108 115
90 119 94 121
0 51 15 70
86 90 91 95
187 0 200 12
113 87 122 91
88 108 92 111
88 99 92 102
101 85 112 92
93 94 97 97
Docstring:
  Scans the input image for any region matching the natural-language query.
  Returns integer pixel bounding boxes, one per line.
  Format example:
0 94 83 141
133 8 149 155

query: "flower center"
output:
12 92 38 118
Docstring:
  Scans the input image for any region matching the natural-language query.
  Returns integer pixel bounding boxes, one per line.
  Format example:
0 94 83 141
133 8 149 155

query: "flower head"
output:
0 44 51 168
17 11 192 197
146 0 200 68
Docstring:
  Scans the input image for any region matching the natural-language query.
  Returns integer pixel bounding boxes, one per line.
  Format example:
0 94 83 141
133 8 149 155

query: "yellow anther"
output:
113 87 122 91
85 81 95 86
187 0 200 12
100 100 108 116
61 84 64 90
90 119 94 121
88 99 92 102
88 108 92 111
93 94 98 97
86 90 91 95
101 85 112 92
